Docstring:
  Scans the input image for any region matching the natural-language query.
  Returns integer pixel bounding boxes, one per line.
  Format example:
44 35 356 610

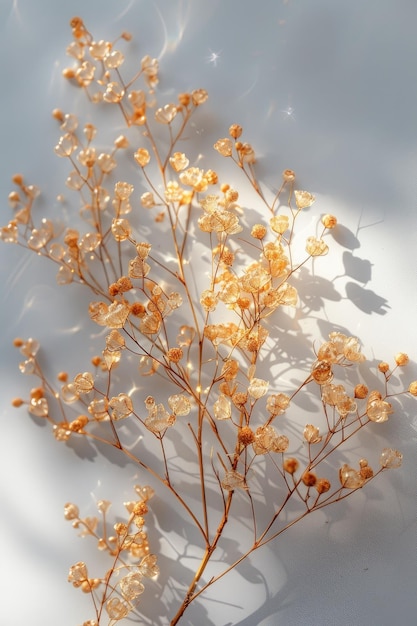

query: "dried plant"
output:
2 18 415 626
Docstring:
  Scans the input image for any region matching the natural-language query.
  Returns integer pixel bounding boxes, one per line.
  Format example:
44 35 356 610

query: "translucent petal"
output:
119 572 145 601
154 103 177 123
28 397 49 417
145 403 175 433
339 464 365 489
294 190 315 209
73 372 95 394
109 393 133 420
213 394 232 420
248 378 269 400
221 470 246 491
380 448 403 469
139 554 160 578
168 394 191 416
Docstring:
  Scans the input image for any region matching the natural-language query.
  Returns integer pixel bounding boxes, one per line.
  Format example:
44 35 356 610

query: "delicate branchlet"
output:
3 16 415 626
66 487 159 623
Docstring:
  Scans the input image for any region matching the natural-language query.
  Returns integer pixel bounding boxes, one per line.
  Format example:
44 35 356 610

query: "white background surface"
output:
1 1 416 625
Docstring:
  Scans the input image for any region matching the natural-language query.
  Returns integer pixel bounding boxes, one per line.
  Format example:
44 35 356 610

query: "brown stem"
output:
169 491 234 626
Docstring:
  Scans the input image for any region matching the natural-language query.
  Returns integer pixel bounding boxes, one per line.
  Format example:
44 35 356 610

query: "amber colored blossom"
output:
253 425 289 454
354 384 368 399
167 347 183 363
306 236 328 257
321 213 337 228
214 138 233 157
169 152 189 172
409 381 417 396
339 464 365 489
378 361 390 374
395 352 409 366
315 478 331 494
294 190 315 209
238 426 255 446
251 224 267 239
302 471 317 487
303 424 322 444
283 458 299 474
229 123 242 138
282 169 295 182
380 448 403 469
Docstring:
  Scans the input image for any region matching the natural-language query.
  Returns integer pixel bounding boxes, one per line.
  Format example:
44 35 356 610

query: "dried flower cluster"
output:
65 486 158 624
2 18 415 626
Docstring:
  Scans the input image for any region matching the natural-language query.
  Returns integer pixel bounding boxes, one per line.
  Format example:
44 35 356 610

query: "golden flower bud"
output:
408 381 417 396
302 471 317 487
315 478 331 494
283 457 299 474
395 352 409 366
238 426 255 446
354 383 368 399
282 169 295 182
321 213 337 228
378 361 390 373
229 124 243 139
251 224 267 239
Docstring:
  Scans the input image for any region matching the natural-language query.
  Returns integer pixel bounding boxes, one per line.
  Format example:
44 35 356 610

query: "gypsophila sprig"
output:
65 486 158 624
3 17 415 626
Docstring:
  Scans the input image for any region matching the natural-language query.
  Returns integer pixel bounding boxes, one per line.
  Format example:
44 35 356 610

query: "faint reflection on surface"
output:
114 0 136 21
4 250 32 298
206 48 222 67
153 0 191 59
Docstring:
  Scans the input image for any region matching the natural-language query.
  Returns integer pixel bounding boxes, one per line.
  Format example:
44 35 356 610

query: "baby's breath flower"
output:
266 393 290 416
134 148 151 167
114 181 134 200
214 138 233 157
248 378 269 400
395 352 409 366
164 346 181 364
154 103 177 124
321 213 337 228
169 152 189 172
73 372 95 394
238 426 255 446
306 236 328 256
109 393 133 420
359 459 374 480
354 383 368 399
380 448 403 469
221 470 246 491
366 392 393 423
294 190 315 209
339 464 365 489
191 88 208 105
270 214 289 234
167 394 190 416
229 123 242 138
282 169 295 182
283 457 299 474
64 503 80 520
408 381 417 396
378 361 390 373
315 478 331 494
213 394 232 420
141 191 155 208
251 223 267 239
253 425 289 454
302 471 317 487
303 424 322 444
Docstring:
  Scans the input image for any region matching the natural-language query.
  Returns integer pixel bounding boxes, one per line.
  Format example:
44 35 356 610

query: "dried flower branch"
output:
2 17 415 626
